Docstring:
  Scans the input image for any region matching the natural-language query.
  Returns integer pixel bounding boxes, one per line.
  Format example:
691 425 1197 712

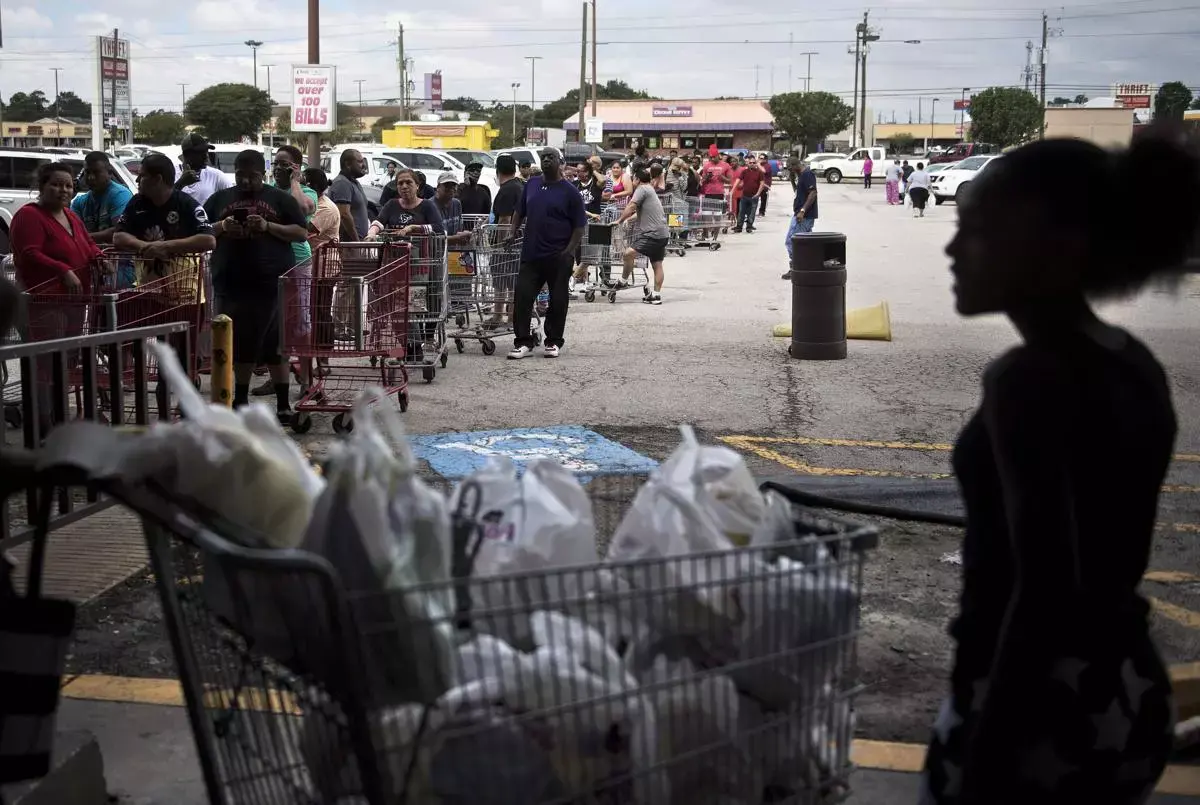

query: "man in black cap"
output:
518 159 533 181
175 132 233 207
456 161 492 216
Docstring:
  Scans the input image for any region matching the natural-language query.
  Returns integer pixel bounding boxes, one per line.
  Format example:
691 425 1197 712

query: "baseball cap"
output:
495 154 517 175
436 171 458 186
465 161 484 171
518 159 532 168
180 132 213 152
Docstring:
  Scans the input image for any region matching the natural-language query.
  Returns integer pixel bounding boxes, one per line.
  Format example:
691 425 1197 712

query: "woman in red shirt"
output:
11 162 101 296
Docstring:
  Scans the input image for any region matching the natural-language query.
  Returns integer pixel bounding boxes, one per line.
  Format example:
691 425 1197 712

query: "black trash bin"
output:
789 232 847 360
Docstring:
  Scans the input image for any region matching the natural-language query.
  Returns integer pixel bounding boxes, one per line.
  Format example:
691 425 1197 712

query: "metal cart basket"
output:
110 472 877 805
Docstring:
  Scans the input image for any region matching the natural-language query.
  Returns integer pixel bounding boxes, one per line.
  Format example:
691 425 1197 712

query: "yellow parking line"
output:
721 436 1200 492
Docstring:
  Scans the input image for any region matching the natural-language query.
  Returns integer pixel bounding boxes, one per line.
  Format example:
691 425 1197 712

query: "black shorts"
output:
632 234 670 263
216 291 281 365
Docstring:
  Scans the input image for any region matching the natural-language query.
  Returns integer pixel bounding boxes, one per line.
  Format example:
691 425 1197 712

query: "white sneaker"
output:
543 345 561 358
507 345 534 360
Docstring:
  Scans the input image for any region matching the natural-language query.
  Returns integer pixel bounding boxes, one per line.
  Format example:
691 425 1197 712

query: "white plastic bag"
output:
131 340 323 547
452 458 598 648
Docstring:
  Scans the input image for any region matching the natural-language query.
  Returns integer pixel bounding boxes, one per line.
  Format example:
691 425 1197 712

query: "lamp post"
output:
245 40 263 88
511 82 521 147
178 83 188 109
263 64 275 99
525 56 543 135
931 97 940 149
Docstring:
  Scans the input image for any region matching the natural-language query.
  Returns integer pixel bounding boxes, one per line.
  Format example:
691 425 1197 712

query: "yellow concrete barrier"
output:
210 314 233 408
772 302 892 341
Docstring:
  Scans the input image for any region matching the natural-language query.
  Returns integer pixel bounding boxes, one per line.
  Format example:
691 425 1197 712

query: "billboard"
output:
291 65 336 132
1114 82 1154 110
953 98 971 111
92 35 133 148
424 72 443 112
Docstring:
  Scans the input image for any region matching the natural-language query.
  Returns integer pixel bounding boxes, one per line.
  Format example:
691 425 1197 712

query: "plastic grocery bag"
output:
451 458 598 648
306 387 456 704
129 340 323 547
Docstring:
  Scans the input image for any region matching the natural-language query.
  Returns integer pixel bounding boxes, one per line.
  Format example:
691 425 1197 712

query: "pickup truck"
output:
814 147 889 184
929 142 1000 164
562 142 626 169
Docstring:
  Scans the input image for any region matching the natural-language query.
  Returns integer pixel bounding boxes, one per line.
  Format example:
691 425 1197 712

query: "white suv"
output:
930 155 1001 205
0 149 138 254
380 148 499 195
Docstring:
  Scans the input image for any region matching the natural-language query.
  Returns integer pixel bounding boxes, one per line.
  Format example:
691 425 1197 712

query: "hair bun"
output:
1115 131 1200 276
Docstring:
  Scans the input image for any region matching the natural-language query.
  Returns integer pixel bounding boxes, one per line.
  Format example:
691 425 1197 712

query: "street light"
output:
245 40 263 88
525 56 543 135
511 82 521 147
959 87 970 141
263 64 275 100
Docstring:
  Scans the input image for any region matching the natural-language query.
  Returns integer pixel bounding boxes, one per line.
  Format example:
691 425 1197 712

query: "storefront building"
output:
564 99 775 153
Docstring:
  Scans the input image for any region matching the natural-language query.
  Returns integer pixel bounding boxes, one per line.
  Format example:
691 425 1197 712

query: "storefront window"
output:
716 133 735 149
647 136 659 150
608 133 645 149
681 137 697 150
661 135 679 149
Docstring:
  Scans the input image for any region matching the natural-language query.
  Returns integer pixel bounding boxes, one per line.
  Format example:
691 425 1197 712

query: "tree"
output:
487 102 532 148
7 90 49 121
1192 96 1200 111
767 91 854 154
442 96 483 114
1154 81 1193 122
371 115 401 141
1073 94 1089 105
887 133 916 154
135 110 187 144
184 83 273 142
1050 96 1073 106
968 87 1043 147
53 90 91 119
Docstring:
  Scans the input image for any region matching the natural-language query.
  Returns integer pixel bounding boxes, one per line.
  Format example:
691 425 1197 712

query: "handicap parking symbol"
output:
409 426 658 479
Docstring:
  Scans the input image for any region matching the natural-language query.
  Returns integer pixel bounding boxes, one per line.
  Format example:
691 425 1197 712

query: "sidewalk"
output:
56 694 1200 805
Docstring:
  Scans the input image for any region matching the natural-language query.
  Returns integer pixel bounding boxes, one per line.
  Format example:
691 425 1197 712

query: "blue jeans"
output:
785 215 816 259
736 196 758 230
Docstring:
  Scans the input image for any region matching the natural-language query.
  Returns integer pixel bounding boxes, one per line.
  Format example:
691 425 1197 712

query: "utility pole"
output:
805 52 816 92
179 83 188 110
354 78 366 140
578 2 587 143
770 65 774 97
50 68 62 144
1038 11 1048 135
960 87 970 140
754 64 761 98
526 56 543 134
397 23 408 121
245 40 263 88
859 13 879 150
850 28 861 147
306 0 319 168
263 65 275 100
590 0 598 115
789 32 793 91
1023 41 1035 92
918 96 922 124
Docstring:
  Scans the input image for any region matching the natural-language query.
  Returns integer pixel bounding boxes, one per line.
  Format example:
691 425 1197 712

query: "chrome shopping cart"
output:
449 224 528 356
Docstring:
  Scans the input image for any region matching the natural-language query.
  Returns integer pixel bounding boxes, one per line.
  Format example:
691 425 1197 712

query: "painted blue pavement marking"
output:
409 426 658 479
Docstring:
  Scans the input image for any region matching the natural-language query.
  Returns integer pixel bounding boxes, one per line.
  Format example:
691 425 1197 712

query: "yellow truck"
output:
380 118 501 151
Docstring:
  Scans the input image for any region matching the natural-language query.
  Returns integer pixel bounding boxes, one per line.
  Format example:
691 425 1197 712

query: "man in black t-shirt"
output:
487 154 524 325
456 162 493 216
114 152 216 287
202 150 308 418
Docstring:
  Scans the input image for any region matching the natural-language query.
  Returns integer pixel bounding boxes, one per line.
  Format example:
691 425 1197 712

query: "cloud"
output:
3 0 1196 125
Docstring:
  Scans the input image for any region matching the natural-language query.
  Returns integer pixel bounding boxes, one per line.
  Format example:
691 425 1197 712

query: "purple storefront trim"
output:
564 122 774 132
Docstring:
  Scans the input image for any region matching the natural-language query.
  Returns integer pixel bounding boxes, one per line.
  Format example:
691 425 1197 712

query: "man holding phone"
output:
203 150 308 420
174 132 233 206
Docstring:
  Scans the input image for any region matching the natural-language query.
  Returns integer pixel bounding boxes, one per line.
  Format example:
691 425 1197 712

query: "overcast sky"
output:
4 0 1197 125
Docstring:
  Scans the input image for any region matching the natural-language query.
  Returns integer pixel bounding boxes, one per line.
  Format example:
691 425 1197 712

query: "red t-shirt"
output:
739 167 765 197
699 161 730 196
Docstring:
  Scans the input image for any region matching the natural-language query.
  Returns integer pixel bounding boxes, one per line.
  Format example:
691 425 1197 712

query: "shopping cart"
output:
448 214 491 335
659 192 690 258
379 232 449 383
279 241 411 434
686 195 725 251
449 224 528 356
579 214 651 304
21 251 208 422
105 469 876 805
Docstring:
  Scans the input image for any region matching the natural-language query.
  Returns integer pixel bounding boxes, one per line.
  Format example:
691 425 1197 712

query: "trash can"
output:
789 232 847 360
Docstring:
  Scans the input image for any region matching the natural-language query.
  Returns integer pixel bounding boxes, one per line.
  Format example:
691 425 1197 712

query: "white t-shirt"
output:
178 165 234 207
907 169 931 190
885 164 903 182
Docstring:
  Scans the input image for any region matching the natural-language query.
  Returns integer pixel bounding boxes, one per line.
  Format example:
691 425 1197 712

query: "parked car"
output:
0 149 138 254
322 147 406 207
561 142 624 169
374 147 500 196
925 161 958 175
930 155 1001 204
490 146 564 170
445 149 496 168
928 142 999 165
